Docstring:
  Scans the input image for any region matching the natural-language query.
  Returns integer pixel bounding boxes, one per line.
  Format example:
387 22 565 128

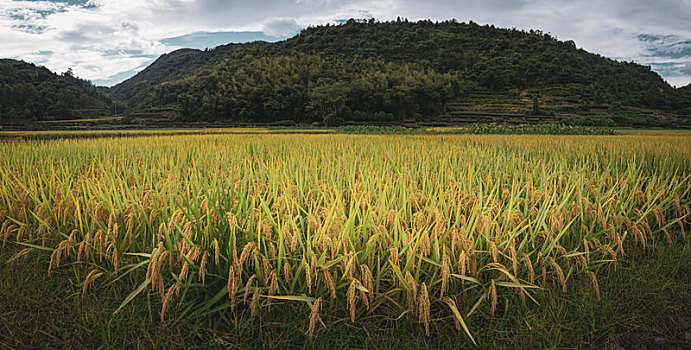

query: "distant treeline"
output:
160 54 465 124
0 59 112 121
2 19 691 126
109 19 691 125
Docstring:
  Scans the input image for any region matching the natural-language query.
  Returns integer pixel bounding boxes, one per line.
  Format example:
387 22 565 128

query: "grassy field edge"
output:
1 237 689 349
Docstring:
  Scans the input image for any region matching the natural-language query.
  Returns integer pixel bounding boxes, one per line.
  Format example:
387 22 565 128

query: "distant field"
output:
0 133 689 347
3 123 675 141
0 127 336 140
614 128 691 135
39 116 128 123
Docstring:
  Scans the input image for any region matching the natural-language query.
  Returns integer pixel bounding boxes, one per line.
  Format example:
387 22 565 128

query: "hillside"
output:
3 20 690 128
0 59 113 123
110 19 691 126
110 44 271 105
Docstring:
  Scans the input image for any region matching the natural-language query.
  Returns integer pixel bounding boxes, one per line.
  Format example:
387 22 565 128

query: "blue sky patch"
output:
19 0 96 8
91 65 146 87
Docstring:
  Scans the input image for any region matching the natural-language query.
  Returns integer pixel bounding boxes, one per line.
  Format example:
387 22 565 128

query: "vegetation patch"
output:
0 134 689 347
428 123 617 135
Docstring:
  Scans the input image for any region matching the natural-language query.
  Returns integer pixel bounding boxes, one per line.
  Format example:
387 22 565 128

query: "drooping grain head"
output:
307 298 322 338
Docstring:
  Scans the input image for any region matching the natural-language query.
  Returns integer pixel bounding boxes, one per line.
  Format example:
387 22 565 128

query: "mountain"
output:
110 44 271 105
110 19 691 126
0 59 113 122
3 20 690 128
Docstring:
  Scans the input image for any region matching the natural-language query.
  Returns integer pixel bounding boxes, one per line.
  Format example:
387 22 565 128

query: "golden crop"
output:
1 133 689 341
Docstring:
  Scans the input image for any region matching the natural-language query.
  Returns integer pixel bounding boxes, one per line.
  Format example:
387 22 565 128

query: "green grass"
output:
2 238 688 349
427 123 617 135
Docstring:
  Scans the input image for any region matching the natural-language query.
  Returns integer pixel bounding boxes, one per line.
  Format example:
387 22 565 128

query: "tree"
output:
62 68 74 78
55 89 76 119
480 69 508 91
307 81 351 121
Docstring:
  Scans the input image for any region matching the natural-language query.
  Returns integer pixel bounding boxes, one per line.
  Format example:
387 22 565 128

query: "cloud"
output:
160 31 285 49
0 0 690 87
680 63 691 76
263 18 301 37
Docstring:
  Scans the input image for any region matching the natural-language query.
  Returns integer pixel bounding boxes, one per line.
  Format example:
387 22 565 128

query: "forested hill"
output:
110 44 270 103
4 19 690 127
0 59 113 121
109 19 691 125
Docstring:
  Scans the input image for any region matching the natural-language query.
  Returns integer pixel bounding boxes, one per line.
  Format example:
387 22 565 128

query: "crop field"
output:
1 133 690 345
0 127 335 141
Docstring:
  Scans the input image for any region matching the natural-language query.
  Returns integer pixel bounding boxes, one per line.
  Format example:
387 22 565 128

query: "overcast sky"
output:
2 0 691 87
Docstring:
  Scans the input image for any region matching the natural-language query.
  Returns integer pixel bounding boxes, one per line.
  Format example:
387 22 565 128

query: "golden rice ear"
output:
7 247 33 264
307 298 322 338
283 261 292 286
160 283 180 322
522 253 535 283
489 241 498 263
249 291 260 316
198 252 208 283
81 268 101 299
321 269 337 299
440 252 451 298
360 265 374 300
227 265 239 312
0 222 11 248
269 270 279 296
586 271 601 301
347 280 357 323
305 262 313 295
417 282 431 337
548 258 567 292
509 243 518 276
575 253 588 271
212 238 220 265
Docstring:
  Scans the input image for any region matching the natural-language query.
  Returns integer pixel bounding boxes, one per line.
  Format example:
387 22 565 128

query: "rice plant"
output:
1 133 689 343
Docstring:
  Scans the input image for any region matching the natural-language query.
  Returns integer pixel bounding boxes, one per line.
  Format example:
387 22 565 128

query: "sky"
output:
2 0 691 87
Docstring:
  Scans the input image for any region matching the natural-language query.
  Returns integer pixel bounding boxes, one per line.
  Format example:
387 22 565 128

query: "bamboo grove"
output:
1 134 690 342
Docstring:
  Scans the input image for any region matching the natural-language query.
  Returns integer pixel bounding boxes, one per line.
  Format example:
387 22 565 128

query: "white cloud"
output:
680 63 691 76
263 18 301 37
1 0 690 87
665 76 691 88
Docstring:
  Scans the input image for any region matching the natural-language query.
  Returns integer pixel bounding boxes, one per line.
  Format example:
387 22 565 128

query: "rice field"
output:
0 127 334 141
1 133 689 342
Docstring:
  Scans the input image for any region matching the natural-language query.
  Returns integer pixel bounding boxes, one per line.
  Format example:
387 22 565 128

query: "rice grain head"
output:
307 297 322 338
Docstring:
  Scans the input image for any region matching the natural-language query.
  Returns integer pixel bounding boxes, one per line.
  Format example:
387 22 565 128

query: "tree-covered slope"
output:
281 20 677 107
112 19 691 123
109 43 272 106
0 59 113 121
166 54 463 124
6 19 688 127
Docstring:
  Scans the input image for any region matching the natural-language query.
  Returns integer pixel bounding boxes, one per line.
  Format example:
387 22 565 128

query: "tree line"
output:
113 19 691 124
0 60 112 121
153 54 465 125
